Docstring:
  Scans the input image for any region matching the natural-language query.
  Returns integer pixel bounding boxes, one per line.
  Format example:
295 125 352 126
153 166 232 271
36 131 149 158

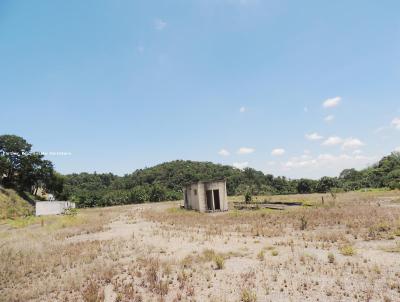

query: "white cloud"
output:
232 162 248 170
373 118 400 135
282 153 378 177
395 146 400 152
218 149 230 156
271 148 285 156
392 117 400 129
321 136 363 149
154 19 167 30
342 138 364 149
300 154 312 160
239 106 246 113
237 147 255 155
322 136 343 146
323 96 341 108
324 115 335 122
305 132 323 141
353 149 363 155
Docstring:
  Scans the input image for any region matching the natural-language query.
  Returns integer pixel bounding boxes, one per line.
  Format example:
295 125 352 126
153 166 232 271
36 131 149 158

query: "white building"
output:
183 180 228 212
35 201 75 216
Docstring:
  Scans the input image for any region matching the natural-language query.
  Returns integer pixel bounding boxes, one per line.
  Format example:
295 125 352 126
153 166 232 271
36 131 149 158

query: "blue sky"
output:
1 0 400 178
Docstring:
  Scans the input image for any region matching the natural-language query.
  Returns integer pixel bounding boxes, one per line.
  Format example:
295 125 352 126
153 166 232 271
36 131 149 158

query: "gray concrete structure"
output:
35 201 75 216
183 180 228 212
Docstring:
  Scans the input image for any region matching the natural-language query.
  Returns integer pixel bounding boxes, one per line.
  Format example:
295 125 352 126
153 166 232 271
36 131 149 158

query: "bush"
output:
63 207 77 216
340 245 356 256
213 255 224 270
244 190 252 204
327 253 335 263
129 186 149 203
149 184 167 202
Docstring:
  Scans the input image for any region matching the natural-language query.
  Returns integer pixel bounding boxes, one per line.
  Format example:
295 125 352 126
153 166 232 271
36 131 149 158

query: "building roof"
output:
184 179 226 187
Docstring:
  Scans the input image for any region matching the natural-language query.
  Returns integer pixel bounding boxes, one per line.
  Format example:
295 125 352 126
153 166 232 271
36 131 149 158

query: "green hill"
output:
61 160 296 207
35 152 400 208
0 187 34 219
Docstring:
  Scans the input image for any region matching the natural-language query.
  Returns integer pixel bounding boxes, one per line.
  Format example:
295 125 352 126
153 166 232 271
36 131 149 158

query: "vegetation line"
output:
1 134 400 209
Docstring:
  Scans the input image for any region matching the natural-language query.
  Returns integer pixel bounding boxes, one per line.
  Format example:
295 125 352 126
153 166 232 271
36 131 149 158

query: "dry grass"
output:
1 190 400 301
143 191 400 241
0 206 123 302
0 188 33 219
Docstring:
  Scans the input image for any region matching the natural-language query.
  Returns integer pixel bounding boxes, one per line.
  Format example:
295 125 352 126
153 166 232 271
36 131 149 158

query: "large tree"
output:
18 153 54 194
0 135 32 185
0 135 58 195
297 178 316 194
316 176 339 193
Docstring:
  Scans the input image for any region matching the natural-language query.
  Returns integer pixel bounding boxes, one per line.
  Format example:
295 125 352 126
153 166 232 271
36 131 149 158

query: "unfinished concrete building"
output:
183 180 228 212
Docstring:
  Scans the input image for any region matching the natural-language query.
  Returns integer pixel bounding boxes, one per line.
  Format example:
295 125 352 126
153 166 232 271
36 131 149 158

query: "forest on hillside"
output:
1 135 400 208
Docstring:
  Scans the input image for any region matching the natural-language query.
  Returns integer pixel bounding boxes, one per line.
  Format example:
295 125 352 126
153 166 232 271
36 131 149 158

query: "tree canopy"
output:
0 135 57 195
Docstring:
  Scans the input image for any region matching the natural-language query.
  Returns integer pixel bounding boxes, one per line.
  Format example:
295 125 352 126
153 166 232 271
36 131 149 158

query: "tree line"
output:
1 135 399 208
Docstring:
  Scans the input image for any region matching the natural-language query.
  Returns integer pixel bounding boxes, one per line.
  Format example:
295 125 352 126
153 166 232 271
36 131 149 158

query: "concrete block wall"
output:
183 180 228 212
35 201 75 216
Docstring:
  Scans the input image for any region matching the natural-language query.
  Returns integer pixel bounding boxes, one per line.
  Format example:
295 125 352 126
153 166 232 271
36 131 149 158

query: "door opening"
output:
206 190 213 211
213 190 220 210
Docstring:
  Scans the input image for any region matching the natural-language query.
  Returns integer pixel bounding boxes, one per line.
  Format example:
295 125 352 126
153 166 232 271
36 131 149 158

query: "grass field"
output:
0 187 33 220
1 190 400 301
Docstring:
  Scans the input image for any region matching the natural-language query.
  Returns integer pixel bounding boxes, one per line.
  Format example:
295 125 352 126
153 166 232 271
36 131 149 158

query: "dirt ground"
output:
1 191 400 302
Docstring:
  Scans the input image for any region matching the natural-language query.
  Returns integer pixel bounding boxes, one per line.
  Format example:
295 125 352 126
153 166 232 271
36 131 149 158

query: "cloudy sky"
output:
1 0 400 179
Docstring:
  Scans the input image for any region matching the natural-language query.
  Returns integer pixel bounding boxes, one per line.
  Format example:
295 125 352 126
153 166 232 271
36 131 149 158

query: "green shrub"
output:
213 255 224 270
64 207 77 216
244 190 252 204
340 245 356 256
129 186 149 203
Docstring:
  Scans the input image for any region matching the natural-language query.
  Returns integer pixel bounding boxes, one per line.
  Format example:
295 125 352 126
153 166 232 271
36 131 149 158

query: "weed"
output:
257 250 265 261
202 249 216 261
240 288 257 302
245 190 252 204
64 207 78 216
300 215 308 230
181 255 193 268
340 245 356 256
327 253 335 263
82 281 104 302
214 255 225 270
